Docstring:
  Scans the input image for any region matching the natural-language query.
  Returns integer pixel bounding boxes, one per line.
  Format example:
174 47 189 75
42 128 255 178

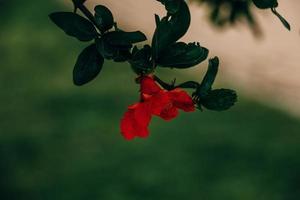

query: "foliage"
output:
49 0 236 106
2 0 300 198
191 0 290 33
49 0 290 139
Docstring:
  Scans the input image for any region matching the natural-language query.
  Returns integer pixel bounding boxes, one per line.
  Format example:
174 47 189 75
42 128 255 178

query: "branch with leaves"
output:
191 0 290 34
253 0 290 30
49 0 239 140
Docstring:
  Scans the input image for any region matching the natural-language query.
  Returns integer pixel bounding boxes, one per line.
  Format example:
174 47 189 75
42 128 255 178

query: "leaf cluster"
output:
49 0 238 112
158 57 237 111
192 57 237 111
50 2 147 85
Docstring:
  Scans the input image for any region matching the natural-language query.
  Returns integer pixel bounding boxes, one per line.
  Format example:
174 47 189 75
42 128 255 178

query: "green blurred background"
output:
1 0 300 200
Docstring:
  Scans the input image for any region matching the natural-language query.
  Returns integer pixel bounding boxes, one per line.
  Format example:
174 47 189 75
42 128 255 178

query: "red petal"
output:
120 103 152 140
120 109 137 140
159 105 179 121
132 103 152 128
149 91 179 120
148 91 171 115
140 76 161 95
169 89 195 112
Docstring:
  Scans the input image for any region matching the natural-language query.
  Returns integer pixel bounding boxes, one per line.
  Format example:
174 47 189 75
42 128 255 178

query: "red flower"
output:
120 75 195 140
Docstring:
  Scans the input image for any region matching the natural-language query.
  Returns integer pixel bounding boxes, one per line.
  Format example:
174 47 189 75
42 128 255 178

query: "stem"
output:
271 7 291 31
175 81 199 89
153 75 200 91
153 75 175 90
72 0 103 33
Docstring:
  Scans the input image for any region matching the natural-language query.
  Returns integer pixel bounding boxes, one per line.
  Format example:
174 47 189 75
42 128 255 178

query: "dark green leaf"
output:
72 0 87 9
271 8 291 31
94 5 114 32
252 0 278 9
112 50 132 62
95 38 115 59
152 0 191 60
191 57 237 111
104 31 147 46
157 42 209 68
129 45 153 74
72 0 86 5
200 89 237 111
155 14 160 27
96 30 146 61
132 46 139 55
198 57 219 97
157 0 181 14
95 38 131 62
49 12 98 41
73 44 104 86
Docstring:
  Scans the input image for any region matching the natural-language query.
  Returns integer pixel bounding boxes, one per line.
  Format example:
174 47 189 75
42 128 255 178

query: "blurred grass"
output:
1 1 300 200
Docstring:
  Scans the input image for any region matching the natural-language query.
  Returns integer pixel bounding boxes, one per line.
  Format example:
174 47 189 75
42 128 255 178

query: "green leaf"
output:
252 0 278 9
73 44 104 86
112 50 132 62
103 31 147 46
95 38 131 62
152 0 191 60
95 38 115 59
198 57 219 97
129 45 153 74
132 46 139 55
94 5 114 32
157 0 181 14
95 30 146 61
154 14 160 27
157 42 209 68
191 57 237 111
72 0 86 5
271 8 291 31
49 12 98 41
72 0 87 9
199 89 237 111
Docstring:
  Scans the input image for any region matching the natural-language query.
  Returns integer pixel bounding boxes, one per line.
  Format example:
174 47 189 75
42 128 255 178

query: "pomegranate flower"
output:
120 75 195 140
